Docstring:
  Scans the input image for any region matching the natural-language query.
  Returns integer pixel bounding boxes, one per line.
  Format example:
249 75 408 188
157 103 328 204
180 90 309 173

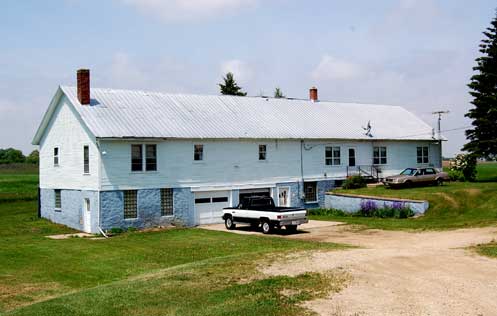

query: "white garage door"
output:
195 191 230 225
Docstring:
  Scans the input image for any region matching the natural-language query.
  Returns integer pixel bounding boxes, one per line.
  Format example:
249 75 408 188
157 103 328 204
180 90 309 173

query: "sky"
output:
0 0 495 157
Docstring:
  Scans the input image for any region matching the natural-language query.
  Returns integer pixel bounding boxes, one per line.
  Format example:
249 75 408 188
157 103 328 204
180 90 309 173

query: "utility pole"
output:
432 110 450 169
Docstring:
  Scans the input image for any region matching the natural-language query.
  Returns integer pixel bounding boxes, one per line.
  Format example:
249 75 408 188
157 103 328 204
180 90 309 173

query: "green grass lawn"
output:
310 163 497 230
0 164 346 315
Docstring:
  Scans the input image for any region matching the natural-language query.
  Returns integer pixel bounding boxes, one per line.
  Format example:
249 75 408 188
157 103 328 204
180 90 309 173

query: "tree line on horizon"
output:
0 148 38 164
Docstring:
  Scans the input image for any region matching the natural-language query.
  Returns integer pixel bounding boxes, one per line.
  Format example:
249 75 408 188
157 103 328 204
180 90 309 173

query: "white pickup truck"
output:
222 196 308 234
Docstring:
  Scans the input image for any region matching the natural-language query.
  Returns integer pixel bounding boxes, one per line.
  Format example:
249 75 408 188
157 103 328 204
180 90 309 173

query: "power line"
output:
393 126 471 139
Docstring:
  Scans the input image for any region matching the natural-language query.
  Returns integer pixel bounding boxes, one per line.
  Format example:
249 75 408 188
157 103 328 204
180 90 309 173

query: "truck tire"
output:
286 225 297 233
225 216 236 230
261 219 272 234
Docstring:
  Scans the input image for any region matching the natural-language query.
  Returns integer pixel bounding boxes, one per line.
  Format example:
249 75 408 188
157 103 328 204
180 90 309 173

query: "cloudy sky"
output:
1 0 495 156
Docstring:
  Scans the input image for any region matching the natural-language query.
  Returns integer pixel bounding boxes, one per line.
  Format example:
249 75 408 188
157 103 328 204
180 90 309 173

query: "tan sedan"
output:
383 168 449 188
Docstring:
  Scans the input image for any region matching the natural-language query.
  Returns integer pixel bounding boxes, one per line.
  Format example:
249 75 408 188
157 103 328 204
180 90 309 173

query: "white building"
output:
32 69 442 233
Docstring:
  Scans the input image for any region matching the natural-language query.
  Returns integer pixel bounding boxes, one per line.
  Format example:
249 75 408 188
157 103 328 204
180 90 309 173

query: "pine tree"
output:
274 87 285 98
464 11 497 159
218 72 247 96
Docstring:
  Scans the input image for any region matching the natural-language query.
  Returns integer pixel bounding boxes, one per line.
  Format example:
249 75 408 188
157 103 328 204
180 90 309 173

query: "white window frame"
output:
194 144 204 161
373 146 387 165
131 144 143 172
417 146 429 164
54 189 62 211
83 145 90 174
259 144 267 161
145 144 157 171
54 147 59 167
325 146 341 166
304 181 318 203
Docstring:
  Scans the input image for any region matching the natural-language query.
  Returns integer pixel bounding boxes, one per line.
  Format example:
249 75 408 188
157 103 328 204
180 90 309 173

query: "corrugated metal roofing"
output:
59 85 435 141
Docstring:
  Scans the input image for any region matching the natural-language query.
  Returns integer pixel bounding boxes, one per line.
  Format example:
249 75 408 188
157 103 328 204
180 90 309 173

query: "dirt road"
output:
202 221 497 316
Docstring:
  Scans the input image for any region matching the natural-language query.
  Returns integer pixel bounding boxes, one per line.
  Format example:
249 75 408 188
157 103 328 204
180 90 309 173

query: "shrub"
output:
359 200 414 218
308 208 349 217
448 169 465 182
450 154 477 182
343 175 367 189
127 227 137 232
109 227 124 234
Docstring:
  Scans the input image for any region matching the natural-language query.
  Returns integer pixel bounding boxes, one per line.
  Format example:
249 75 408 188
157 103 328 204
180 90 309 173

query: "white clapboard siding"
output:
99 139 440 190
39 95 99 190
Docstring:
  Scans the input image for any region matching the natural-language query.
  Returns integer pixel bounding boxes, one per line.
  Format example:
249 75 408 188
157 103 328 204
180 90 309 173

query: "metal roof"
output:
41 86 437 142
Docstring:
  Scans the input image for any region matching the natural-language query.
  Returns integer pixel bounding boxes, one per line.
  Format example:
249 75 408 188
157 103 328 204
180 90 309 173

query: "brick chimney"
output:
309 86 318 102
77 69 90 105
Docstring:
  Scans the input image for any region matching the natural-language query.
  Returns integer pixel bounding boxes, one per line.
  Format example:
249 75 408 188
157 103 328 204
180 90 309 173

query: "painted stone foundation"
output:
325 192 429 214
40 189 99 233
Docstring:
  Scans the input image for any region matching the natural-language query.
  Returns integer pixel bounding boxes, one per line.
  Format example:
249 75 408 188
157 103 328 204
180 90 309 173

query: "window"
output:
424 168 436 175
304 182 317 203
325 146 341 165
54 147 59 166
54 189 61 210
160 188 173 216
348 148 356 167
417 146 429 164
212 197 229 203
131 145 143 171
373 147 387 165
146 145 157 171
124 190 137 219
83 145 89 174
195 198 211 204
194 144 203 161
259 145 267 160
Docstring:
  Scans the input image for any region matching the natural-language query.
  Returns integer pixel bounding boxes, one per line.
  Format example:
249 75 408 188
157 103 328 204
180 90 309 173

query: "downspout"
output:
300 140 305 202
95 138 107 237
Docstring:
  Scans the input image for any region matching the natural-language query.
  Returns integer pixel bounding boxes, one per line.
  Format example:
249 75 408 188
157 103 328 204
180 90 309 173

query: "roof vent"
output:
77 69 90 105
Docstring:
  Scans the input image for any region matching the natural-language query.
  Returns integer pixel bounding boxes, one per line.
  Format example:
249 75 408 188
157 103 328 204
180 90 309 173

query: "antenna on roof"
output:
362 120 372 137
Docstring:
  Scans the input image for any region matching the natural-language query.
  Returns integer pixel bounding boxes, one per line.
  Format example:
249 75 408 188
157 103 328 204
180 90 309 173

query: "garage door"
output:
195 191 230 225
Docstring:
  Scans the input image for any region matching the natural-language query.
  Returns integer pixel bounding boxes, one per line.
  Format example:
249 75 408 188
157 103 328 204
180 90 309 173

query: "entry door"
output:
83 198 91 233
348 148 356 167
278 187 290 207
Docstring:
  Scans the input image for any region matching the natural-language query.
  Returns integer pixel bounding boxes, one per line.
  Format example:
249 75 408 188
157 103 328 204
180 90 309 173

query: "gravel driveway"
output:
202 221 497 316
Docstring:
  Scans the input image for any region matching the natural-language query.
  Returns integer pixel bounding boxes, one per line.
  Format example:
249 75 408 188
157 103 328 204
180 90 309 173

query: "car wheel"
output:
436 178 444 186
261 220 272 234
225 217 236 230
286 225 298 233
404 181 412 188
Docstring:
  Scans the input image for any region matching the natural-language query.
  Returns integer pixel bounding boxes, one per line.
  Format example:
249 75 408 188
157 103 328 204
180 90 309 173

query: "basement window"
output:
304 182 317 203
131 145 143 171
124 190 138 219
194 144 204 161
259 145 267 160
417 146 429 164
54 189 61 210
83 145 90 174
54 147 59 166
373 147 387 165
161 188 173 216
146 145 157 171
325 146 341 165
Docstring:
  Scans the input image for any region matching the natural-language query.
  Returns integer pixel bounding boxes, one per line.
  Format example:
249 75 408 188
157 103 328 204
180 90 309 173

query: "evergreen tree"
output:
464 11 497 159
274 87 285 98
218 72 247 96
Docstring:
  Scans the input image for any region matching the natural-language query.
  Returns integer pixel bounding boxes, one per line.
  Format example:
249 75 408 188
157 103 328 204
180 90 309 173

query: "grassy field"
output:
0 165 346 316
310 163 497 230
475 242 497 258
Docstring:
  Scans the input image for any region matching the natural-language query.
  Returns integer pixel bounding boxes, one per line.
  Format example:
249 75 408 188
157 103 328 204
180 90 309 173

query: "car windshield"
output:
400 168 416 176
